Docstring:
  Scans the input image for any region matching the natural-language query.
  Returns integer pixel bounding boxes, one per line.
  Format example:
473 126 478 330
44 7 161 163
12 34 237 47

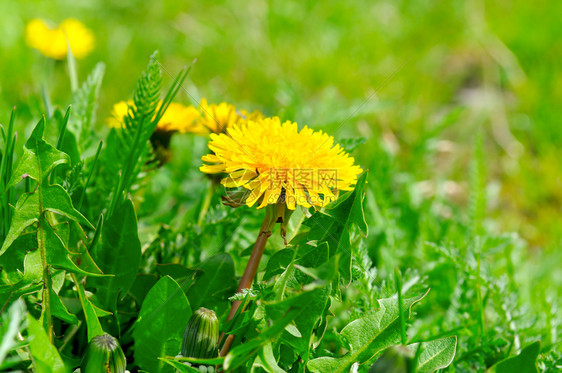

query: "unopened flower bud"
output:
80 333 126 373
181 308 219 359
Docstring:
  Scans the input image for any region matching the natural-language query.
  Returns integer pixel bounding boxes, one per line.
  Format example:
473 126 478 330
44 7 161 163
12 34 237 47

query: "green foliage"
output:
490 341 541 373
0 108 17 240
0 300 29 371
305 172 368 284
0 28 559 372
133 276 192 373
69 62 105 149
307 291 429 372
89 199 141 312
26 314 66 372
187 253 235 314
410 337 457 373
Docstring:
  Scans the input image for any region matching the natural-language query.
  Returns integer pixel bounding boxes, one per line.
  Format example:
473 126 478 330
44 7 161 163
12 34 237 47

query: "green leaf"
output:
307 290 429 373
0 300 26 363
89 199 142 311
0 193 39 256
133 276 192 373
224 289 319 371
106 52 163 217
281 284 331 361
0 118 100 342
69 62 105 148
43 185 93 228
253 342 285 373
49 288 78 324
7 117 69 189
263 249 294 281
304 172 368 284
0 233 35 287
130 274 159 305
187 253 235 312
43 221 98 276
409 336 457 373
490 341 541 373
27 314 66 373
73 274 105 341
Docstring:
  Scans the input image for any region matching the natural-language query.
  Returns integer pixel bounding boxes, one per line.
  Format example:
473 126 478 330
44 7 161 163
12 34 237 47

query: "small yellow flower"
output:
25 18 94 60
107 100 202 134
197 98 264 134
200 117 362 210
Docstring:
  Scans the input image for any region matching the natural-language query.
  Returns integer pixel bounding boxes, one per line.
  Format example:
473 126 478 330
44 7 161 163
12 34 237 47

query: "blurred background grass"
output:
0 0 560 253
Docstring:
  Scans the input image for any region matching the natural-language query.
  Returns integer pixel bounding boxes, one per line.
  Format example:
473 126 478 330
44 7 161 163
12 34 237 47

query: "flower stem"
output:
220 208 277 356
197 178 217 226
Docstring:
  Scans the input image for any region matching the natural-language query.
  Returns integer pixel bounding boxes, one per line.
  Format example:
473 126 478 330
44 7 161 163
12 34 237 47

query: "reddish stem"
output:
220 209 277 356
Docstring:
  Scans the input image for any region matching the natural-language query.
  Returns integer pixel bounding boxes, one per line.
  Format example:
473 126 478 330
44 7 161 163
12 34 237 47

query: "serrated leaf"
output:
43 185 93 228
307 290 429 373
224 289 319 371
0 193 39 256
305 172 368 284
133 276 192 373
0 184 92 257
44 222 99 276
7 117 69 189
49 288 78 324
281 284 331 361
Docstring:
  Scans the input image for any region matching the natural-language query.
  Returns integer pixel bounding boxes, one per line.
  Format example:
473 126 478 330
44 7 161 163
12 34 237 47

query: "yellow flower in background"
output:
200 117 362 210
25 18 94 60
239 108 265 123
108 100 202 134
158 103 204 133
107 100 132 128
197 98 264 134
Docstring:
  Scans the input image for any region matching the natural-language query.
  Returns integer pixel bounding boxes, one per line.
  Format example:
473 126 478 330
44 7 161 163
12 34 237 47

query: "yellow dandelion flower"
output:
157 103 203 133
198 98 241 134
107 100 132 128
25 18 94 60
200 117 363 210
107 100 202 134
197 98 264 135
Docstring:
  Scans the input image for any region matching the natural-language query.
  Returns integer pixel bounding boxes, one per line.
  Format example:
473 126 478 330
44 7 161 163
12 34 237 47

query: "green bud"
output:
181 308 219 359
81 333 127 373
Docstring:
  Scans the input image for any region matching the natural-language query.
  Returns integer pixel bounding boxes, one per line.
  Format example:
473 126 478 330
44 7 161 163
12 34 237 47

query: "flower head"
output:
197 98 264 135
200 117 362 209
107 100 201 134
26 18 94 59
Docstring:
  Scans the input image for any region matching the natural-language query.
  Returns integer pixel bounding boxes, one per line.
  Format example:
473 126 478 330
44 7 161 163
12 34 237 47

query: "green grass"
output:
0 0 561 372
